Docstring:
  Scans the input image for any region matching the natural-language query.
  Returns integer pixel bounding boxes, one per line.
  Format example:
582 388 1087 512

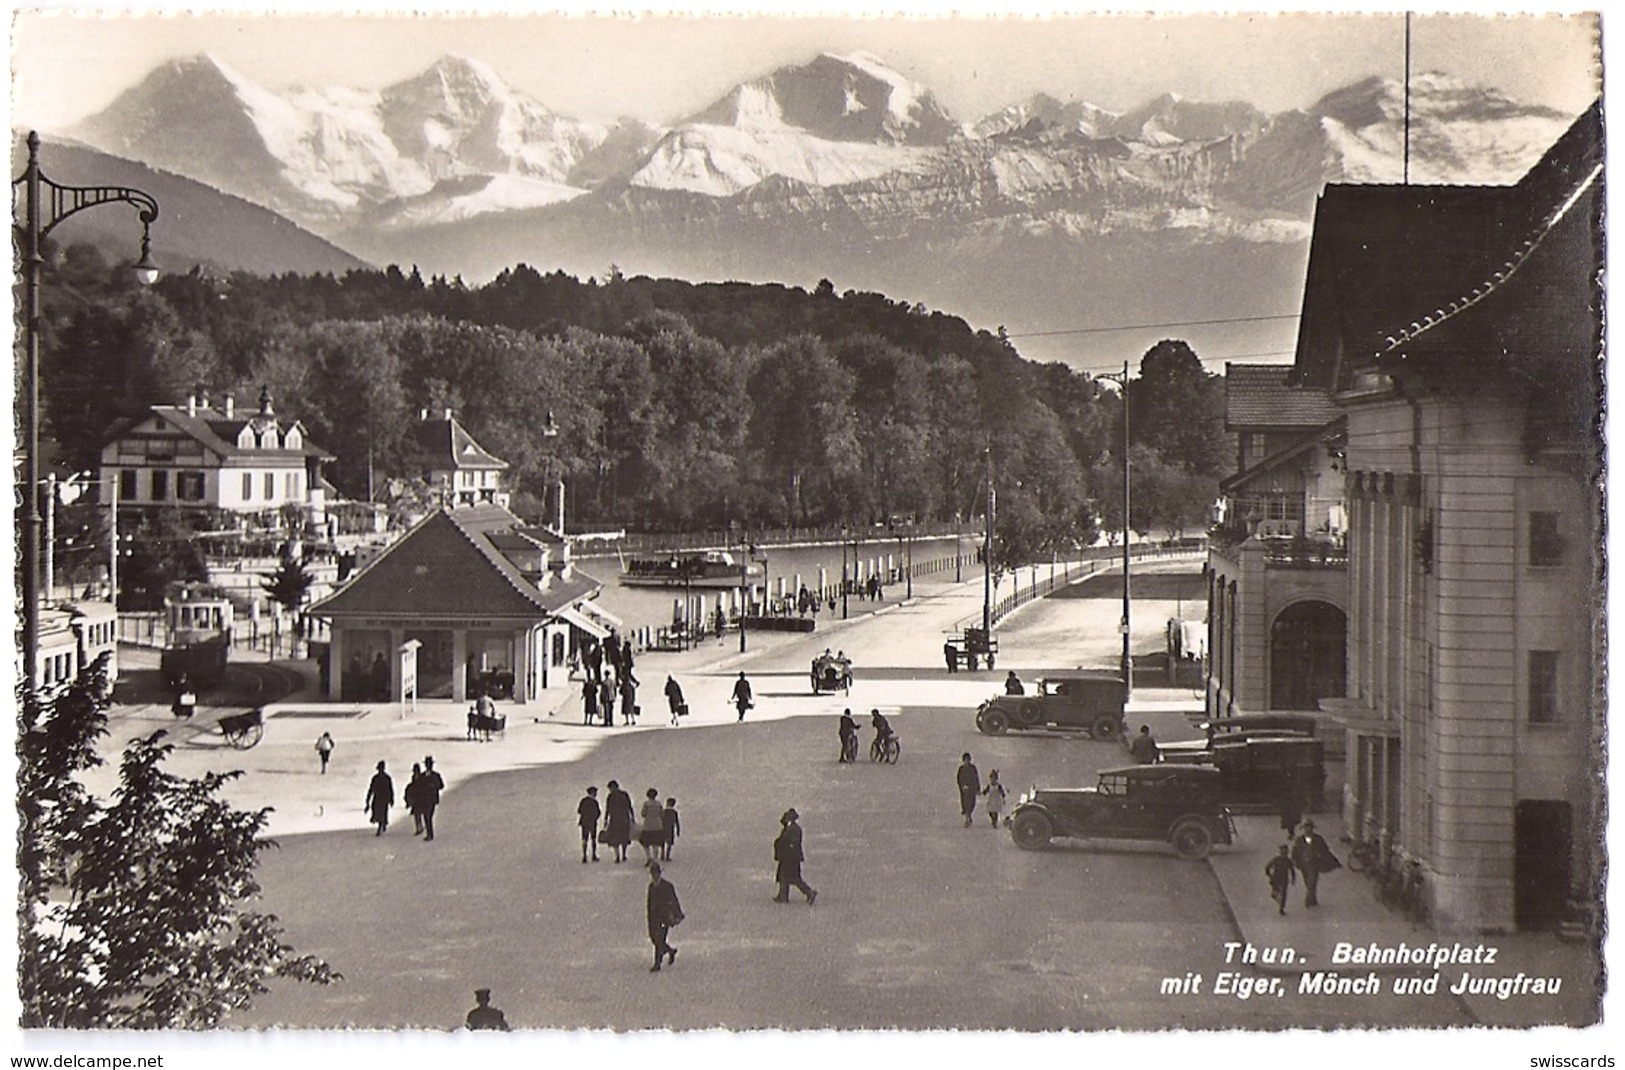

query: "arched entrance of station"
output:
1269 600 1346 710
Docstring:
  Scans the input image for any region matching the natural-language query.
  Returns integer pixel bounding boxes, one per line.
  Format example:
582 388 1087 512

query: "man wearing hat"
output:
465 987 510 1030
1290 819 1340 907
772 808 817 905
646 862 683 972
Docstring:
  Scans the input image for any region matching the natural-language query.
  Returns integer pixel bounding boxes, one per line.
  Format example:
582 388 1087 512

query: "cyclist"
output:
837 708 859 763
871 709 894 751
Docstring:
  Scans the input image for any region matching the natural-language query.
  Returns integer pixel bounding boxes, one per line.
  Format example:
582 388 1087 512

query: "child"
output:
982 770 1007 828
661 797 681 861
1265 844 1296 915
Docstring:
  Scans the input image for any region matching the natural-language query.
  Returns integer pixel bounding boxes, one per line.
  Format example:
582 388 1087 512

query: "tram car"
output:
160 581 234 691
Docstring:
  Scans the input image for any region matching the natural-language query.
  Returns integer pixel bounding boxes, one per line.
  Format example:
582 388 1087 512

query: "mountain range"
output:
59 51 1582 366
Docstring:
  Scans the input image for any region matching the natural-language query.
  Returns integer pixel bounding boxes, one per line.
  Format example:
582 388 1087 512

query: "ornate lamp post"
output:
15 132 159 693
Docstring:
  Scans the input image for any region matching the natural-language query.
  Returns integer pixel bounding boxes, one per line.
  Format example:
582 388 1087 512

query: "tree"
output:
263 554 315 622
17 658 338 1027
1128 339 1228 478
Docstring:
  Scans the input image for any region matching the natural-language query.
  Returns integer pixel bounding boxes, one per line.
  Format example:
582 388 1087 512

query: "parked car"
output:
1157 727 1312 759
975 671 1126 739
1200 712 1342 757
1160 736 1327 811
1007 764 1235 859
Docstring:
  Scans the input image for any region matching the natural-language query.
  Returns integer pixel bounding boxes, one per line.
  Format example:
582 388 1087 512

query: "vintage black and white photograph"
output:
6 3 1611 1063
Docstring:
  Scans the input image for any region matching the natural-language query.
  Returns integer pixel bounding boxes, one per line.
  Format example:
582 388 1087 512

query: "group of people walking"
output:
577 781 680 865
955 752 1006 828
1265 819 1341 914
363 756 445 840
581 631 641 727
836 707 895 763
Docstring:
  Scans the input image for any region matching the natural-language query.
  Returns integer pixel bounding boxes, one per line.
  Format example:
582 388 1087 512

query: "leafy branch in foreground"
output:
18 656 338 1028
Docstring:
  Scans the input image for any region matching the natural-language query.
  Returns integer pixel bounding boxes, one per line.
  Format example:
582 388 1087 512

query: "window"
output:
285 472 298 499
118 470 136 501
1529 512 1563 567
243 473 254 500
1528 651 1560 724
150 470 169 501
177 471 206 501
263 473 275 500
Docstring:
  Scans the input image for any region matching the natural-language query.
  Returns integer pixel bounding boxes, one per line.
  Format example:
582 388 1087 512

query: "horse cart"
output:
945 627 998 671
218 708 264 749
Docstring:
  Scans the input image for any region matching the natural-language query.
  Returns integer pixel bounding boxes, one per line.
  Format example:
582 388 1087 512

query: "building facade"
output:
98 388 332 527
403 410 511 510
1289 103 1603 932
308 505 612 705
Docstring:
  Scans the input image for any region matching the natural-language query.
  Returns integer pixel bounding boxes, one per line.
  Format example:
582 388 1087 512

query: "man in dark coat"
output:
418 756 445 841
646 862 683 972
837 709 859 763
599 675 616 727
731 672 753 722
464 988 510 1030
944 640 958 673
364 760 393 836
1004 671 1025 696
583 676 599 726
956 753 982 827
577 786 601 863
772 808 817 905
1290 820 1339 907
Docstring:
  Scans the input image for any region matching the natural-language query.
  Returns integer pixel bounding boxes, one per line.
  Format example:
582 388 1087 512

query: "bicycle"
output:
870 733 901 764
839 733 859 764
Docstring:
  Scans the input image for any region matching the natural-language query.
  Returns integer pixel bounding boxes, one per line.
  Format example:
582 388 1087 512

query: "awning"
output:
555 604 609 640
578 600 622 630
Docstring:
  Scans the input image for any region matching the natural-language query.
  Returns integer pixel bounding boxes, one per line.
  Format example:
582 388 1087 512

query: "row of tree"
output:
36 249 1228 564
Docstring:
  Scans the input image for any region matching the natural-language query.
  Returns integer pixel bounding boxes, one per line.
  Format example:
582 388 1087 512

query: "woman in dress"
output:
638 787 665 866
603 780 635 863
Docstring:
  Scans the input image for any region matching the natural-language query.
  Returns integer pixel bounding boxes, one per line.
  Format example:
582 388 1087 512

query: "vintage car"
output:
1159 735 1328 811
1200 712 1342 758
1007 764 1235 859
975 671 1126 739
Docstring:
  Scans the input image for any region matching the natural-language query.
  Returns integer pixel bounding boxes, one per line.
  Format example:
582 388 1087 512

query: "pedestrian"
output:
943 639 958 673
837 708 858 763
771 808 817 905
1266 844 1296 915
1290 819 1341 907
605 630 623 677
638 787 665 866
620 642 636 680
585 639 603 685
620 670 640 726
315 730 335 774
464 987 511 1031
577 785 601 863
583 675 599 726
171 675 196 719
364 760 393 836
1004 670 1025 696
405 762 425 835
1129 724 1161 764
957 752 982 827
645 862 683 972
664 674 687 726
599 675 616 728
731 671 753 722
418 756 445 841
603 780 635 863
661 797 680 861
983 769 1007 828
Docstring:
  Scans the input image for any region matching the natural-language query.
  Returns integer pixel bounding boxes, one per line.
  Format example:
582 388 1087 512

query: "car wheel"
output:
1091 715 1120 741
978 708 1010 735
1170 819 1214 860
1011 811 1052 850
1016 699 1042 727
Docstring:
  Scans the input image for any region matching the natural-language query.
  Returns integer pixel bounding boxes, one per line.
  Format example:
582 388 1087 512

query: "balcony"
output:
1264 537 1347 570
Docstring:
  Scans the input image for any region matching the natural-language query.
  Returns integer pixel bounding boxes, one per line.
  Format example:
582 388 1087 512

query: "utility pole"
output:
982 446 994 637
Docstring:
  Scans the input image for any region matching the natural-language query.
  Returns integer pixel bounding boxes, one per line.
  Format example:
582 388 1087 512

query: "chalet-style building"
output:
1205 365 1347 719
99 388 332 527
402 409 510 510
1282 101 1602 932
307 504 616 705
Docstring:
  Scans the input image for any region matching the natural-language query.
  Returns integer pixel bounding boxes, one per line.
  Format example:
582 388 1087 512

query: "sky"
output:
8 6 1603 133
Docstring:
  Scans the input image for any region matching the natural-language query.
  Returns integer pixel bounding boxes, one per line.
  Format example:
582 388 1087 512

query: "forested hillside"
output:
35 248 1226 560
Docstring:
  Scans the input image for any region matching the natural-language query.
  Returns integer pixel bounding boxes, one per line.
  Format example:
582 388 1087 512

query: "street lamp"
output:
1099 361 1134 697
982 446 995 638
15 131 159 693
540 409 562 533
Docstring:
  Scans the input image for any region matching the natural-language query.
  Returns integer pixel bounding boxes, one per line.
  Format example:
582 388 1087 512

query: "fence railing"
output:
964 543 1205 633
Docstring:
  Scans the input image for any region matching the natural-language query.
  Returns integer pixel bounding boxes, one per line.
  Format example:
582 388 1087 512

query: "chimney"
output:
420 408 429 421
187 394 197 417
224 393 235 418
443 407 453 421
258 385 274 417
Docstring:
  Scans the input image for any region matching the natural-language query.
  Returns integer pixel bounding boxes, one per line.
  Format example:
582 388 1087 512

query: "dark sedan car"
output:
1006 764 1235 859
975 671 1127 739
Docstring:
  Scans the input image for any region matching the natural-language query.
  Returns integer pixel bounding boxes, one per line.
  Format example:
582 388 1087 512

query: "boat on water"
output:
621 550 763 589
